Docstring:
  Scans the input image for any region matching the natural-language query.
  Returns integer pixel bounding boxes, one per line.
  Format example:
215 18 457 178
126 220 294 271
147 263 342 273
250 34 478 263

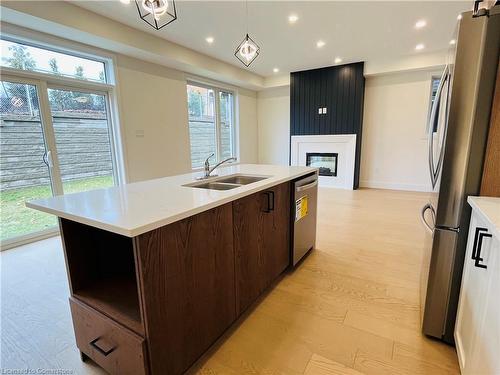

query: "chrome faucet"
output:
202 153 237 179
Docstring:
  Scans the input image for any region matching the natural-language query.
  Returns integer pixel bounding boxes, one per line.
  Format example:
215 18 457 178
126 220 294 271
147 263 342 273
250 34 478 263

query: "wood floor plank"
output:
304 354 366 375
354 350 459 375
254 300 395 368
344 309 424 346
392 341 459 372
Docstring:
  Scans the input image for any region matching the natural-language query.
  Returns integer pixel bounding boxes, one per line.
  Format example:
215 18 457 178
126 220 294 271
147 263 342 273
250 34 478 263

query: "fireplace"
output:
306 152 338 177
291 134 356 189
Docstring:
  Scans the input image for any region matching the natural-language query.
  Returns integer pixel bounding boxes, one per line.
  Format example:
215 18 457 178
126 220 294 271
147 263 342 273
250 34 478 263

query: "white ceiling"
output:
74 1 470 77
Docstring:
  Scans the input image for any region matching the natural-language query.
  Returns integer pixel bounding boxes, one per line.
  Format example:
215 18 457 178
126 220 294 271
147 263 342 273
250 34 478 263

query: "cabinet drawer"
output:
69 298 148 375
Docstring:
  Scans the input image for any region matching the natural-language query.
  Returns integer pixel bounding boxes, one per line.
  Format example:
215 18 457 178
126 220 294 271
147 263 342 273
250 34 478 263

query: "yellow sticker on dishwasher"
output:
295 195 308 222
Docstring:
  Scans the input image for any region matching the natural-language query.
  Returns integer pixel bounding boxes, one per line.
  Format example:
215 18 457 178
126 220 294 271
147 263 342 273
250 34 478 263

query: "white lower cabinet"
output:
455 208 500 374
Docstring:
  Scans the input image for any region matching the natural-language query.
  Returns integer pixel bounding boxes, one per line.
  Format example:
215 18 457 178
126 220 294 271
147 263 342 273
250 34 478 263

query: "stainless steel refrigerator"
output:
420 5 500 344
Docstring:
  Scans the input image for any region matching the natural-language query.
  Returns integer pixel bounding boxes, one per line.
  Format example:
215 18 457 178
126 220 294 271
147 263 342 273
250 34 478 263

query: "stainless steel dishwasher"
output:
292 172 318 266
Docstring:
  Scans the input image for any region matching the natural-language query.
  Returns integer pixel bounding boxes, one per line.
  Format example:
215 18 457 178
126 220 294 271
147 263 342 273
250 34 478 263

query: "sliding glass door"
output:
0 37 121 249
0 79 57 242
0 81 117 246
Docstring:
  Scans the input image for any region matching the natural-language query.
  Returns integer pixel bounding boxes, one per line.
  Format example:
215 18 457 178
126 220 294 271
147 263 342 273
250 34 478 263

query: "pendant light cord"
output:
245 0 248 35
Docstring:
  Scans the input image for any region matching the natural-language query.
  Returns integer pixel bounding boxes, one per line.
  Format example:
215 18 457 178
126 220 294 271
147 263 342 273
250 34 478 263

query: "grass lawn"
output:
1 175 113 242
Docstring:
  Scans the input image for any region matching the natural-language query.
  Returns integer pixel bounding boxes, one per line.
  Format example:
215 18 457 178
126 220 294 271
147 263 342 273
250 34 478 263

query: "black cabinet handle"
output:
474 231 492 269
262 191 275 213
90 337 115 356
262 192 270 213
472 227 488 260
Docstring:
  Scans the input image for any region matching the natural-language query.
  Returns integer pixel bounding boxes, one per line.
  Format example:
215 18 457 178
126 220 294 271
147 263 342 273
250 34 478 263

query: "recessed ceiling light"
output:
120 0 130 4
288 14 299 24
334 57 342 64
273 68 280 73
415 20 427 29
415 43 425 51
457 14 462 20
449 39 456 45
205 37 214 44
316 40 326 48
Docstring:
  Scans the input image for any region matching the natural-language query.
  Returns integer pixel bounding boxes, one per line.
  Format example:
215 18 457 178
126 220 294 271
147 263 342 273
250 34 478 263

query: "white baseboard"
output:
360 180 432 192
0 228 59 251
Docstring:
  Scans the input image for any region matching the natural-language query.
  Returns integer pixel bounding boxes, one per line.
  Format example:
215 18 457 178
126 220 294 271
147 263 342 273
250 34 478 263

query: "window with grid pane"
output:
187 83 235 169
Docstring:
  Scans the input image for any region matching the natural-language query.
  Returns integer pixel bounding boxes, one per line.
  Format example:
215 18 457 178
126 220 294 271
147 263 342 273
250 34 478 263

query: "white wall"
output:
238 90 259 164
360 70 439 192
116 55 259 182
256 70 439 192
116 56 191 182
257 86 290 165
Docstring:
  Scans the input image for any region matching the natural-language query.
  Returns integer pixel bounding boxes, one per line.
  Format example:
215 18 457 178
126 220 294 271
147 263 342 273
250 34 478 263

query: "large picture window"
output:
186 83 235 169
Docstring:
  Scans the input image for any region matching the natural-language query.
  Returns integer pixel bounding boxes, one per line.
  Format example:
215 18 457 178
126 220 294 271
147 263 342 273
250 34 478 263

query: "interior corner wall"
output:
360 69 440 192
238 90 259 165
257 86 290 165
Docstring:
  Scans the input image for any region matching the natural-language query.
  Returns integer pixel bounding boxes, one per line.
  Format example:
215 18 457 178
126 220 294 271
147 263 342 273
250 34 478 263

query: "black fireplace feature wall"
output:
290 62 365 188
306 153 338 177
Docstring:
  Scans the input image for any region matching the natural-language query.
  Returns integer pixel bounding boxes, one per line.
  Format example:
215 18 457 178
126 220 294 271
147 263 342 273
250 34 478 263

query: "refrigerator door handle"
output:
428 65 449 188
421 203 435 233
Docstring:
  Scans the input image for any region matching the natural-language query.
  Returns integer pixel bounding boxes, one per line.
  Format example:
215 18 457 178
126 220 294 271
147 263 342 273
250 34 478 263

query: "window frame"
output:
186 80 237 170
427 75 442 134
0 29 127 250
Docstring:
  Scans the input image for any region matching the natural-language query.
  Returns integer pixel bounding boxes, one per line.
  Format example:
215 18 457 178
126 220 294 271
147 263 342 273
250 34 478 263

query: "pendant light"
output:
135 0 177 30
234 0 260 67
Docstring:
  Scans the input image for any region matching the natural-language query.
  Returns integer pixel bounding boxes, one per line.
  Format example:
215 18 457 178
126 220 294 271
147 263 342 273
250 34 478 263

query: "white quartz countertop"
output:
468 196 500 239
27 164 316 237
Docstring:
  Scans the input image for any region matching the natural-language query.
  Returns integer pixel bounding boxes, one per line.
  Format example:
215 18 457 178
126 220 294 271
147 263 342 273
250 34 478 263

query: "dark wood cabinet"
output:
135 203 236 375
70 298 147 375
233 182 291 314
61 182 293 375
262 182 291 287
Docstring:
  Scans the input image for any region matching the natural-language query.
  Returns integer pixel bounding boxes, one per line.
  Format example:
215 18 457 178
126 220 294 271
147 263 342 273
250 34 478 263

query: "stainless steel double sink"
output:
184 174 270 190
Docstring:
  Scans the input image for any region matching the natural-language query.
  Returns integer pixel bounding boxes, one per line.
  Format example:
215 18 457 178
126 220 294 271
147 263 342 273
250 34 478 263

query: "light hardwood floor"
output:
1 188 459 374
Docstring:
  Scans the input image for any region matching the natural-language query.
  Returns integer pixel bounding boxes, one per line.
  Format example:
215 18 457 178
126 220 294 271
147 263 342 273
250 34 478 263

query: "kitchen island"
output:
27 164 317 375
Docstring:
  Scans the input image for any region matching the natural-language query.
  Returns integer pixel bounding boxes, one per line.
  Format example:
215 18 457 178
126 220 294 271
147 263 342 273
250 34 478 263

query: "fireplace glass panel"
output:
306 153 338 177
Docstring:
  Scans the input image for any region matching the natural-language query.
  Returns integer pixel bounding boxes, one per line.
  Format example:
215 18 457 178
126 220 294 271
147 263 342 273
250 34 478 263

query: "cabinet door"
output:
136 204 236 375
455 212 496 374
233 190 267 314
233 182 291 315
469 235 500 374
262 182 291 287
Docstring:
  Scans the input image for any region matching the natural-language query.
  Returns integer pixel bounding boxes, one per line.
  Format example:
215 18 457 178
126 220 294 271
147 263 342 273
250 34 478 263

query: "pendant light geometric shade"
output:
235 34 260 67
135 0 177 30
234 0 260 67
